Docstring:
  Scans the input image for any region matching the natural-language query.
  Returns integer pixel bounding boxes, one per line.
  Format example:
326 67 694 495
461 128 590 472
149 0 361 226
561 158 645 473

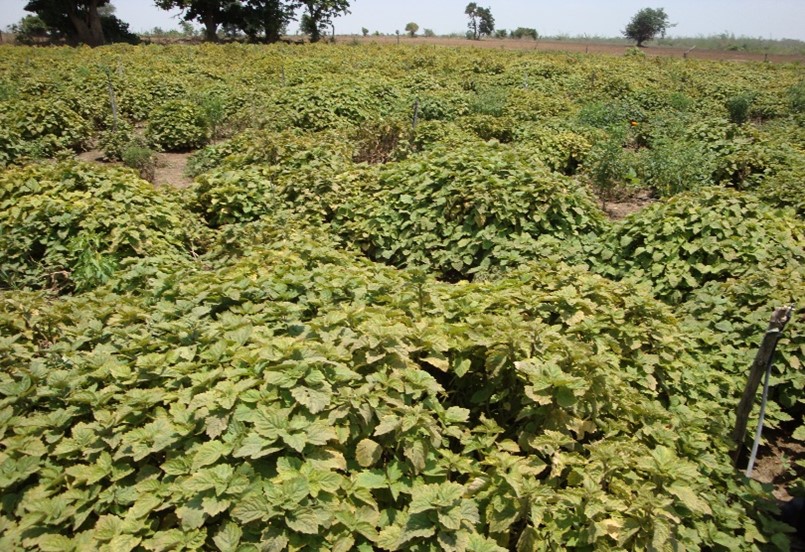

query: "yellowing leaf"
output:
356 438 383 467
212 522 242 552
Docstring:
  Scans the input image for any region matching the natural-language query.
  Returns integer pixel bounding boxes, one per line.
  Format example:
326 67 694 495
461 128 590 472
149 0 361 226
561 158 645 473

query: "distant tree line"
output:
14 0 351 46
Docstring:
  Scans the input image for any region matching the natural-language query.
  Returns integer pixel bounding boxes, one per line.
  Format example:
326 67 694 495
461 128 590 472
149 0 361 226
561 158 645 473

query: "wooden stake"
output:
732 305 795 467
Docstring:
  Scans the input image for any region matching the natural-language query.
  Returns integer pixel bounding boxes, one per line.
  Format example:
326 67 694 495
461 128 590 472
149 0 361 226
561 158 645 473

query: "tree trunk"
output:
87 0 105 46
309 23 321 42
203 14 218 42
67 12 94 45
66 0 104 47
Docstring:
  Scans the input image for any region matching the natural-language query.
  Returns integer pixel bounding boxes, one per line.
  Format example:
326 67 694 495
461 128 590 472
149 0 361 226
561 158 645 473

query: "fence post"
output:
731 305 795 469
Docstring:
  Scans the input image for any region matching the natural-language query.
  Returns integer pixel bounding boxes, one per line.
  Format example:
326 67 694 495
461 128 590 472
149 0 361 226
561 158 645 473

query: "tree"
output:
405 22 418 38
623 7 672 47
24 0 109 46
464 3 493 40
238 0 297 43
511 27 537 40
154 0 242 42
298 0 350 43
10 15 51 44
361 26 368 37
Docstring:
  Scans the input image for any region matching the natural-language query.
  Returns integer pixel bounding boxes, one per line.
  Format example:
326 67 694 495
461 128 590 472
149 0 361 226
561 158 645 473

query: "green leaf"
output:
212 522 242 552
355 470 387 490
668 484 712 515
356 438 382 467
444 406 470 424
33 534 74 552
109 534 142 552
191 441 228 471
286 509 320 534
291 386 331 414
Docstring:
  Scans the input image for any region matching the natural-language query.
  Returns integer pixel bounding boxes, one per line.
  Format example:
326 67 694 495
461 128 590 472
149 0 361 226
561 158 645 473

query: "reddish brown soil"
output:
751 427 805 501
600 189 655 220
77 149 193 188
348 36 805 64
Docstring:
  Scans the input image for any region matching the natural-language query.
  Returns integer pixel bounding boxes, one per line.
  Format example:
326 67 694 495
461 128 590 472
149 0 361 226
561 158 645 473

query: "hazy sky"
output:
2 0 804 40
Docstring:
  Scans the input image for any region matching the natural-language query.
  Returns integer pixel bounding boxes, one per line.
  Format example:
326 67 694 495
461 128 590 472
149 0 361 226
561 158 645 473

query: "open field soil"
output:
1 42 804 551
346 35 805 63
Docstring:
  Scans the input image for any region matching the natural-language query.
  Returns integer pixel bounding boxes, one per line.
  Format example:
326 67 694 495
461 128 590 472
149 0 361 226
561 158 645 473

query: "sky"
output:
2 0 804 41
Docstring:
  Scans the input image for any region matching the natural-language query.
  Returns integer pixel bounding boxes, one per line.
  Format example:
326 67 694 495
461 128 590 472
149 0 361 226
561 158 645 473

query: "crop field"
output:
0 42 804 551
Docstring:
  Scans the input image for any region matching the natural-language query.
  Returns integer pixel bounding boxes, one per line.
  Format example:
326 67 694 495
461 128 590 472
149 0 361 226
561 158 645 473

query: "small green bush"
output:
596 188 805 304
335 142 605 279
146 99 209 152
9 99 90 154
725 92 756 124
189 166 280 228
98 121 136 161
121 139 158 182
0 162 208 292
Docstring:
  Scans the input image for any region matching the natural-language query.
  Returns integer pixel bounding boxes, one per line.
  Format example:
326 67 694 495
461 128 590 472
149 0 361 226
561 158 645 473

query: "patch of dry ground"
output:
601 189 655 220
77 149 193 188
344 36 805 64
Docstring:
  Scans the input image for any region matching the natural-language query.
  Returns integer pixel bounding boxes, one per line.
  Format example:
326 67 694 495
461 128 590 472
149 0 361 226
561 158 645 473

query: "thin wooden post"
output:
103 67 118 132
684 46 696 59
732 305 795 468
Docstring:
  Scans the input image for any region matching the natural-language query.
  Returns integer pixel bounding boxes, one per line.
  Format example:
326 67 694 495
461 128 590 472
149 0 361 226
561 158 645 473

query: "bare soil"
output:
346 36 805 64
752 426 805 501
77 149 193 188
601 189 655 220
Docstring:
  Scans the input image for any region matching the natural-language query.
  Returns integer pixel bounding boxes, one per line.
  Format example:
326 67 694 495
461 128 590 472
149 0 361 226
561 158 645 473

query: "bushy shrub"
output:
146 99 209 151
459 114 516 143
595 188 805 304
0 241 786 551
680 267 805 436
0 126 29 167
726 92 756 124
189 166 281 228
516 124 592 175
121 139 158 183
638 137 716 196
0 162 208 292
7 99 90 154
334 142 605 279
186 129 352 177
98 121 136 161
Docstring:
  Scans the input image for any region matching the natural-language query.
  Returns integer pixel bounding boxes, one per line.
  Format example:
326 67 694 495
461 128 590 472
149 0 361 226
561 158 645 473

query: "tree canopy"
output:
405 22 418 38
23 0 138 46
298 0 350 43
623 7 672 47
154 0 242 42
464 3 494 40
24 0 107 46
237 0 297 43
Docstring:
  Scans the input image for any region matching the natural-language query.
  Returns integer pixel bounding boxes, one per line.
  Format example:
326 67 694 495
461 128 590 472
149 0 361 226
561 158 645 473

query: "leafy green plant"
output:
726 92 756 124
0 240 788 551
638 137 716 196
98 121 136 161
0 161 208 292
595 187 805 304
146 99 209 152
6 98 90 155
121 139 158 183
189 166 281 228
514 124 592 175
334 142 605 279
